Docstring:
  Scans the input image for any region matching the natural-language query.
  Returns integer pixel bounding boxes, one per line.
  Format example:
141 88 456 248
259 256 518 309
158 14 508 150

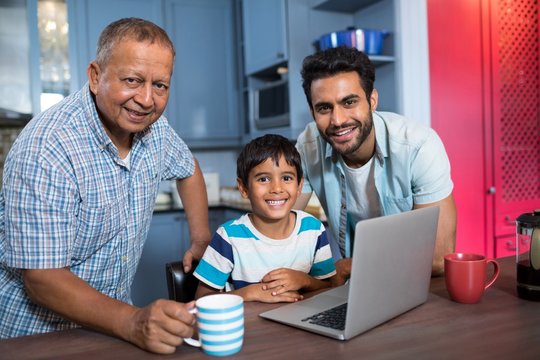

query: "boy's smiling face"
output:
238 155 303 224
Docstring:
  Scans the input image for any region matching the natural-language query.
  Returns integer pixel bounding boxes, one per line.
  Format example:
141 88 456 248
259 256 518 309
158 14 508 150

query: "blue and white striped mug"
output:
184 294 244 357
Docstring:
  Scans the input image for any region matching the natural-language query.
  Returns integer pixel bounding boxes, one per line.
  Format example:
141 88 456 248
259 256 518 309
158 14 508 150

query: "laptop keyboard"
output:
301 303 347 330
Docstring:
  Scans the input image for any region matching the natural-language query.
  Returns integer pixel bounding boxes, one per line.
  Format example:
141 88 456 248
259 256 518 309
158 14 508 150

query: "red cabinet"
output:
428 0 540 258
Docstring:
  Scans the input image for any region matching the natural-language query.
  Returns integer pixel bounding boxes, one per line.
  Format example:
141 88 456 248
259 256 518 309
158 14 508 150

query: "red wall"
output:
427 0 490 255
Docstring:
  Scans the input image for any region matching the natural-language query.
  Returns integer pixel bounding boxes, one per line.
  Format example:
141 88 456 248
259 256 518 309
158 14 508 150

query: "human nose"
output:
133 83 154 108
330 106 346 127
270 179 283 193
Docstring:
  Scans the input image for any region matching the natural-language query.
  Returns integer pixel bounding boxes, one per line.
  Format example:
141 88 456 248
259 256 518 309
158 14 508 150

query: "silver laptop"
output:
259 206 439 340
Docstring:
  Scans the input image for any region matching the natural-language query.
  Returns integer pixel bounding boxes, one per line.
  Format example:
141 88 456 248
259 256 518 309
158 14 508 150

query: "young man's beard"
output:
320 111 374 157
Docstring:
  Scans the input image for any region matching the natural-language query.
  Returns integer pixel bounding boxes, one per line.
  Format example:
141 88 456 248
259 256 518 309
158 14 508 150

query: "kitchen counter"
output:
153 201 325 222
153 201 251 214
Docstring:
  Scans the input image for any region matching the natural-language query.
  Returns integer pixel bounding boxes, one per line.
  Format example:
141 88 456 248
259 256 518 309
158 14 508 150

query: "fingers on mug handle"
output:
485 259 500 290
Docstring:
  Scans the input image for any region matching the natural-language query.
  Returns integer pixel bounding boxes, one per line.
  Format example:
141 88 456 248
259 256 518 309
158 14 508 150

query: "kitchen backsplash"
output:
0 127 23 184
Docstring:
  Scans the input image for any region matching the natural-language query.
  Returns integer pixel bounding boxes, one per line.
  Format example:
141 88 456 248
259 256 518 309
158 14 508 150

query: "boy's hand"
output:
260 268 309 295
238 283 303 303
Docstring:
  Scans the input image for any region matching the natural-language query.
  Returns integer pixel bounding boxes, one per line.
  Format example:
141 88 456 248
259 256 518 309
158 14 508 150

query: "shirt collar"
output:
372 112 386 165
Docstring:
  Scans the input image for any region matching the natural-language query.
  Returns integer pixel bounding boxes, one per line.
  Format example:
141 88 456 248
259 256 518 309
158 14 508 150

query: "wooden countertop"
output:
2 256 539 359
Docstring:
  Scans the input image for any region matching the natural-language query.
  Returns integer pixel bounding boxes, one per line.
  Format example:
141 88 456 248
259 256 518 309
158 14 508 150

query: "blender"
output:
516 210 540 301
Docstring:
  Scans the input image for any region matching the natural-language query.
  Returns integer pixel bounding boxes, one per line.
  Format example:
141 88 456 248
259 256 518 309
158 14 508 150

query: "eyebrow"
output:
313 94 360 108
340 94 360 104
252 170 297 178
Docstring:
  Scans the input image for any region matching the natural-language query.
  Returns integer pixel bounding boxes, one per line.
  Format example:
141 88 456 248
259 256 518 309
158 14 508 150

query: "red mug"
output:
444 253 500 304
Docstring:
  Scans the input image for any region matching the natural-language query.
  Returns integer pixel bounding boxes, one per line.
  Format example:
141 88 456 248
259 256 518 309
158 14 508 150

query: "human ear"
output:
370 88 379 112
87 61 101 95
297 177 304 196
237 178 249 199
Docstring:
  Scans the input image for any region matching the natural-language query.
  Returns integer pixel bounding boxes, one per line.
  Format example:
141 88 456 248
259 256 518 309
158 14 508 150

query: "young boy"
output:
194 134 336 302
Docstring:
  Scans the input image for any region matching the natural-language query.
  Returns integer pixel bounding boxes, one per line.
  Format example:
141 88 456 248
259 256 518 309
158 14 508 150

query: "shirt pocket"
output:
73 197 126 261
132 165 160 220
381 194 413 214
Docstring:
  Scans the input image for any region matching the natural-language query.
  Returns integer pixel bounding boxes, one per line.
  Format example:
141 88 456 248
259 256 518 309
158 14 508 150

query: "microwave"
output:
249 78 290 130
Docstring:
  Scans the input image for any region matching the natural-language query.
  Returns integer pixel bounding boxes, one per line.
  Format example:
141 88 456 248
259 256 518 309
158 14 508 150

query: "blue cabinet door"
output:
131 213 187 306
242 0 288 74
164 0 240 148
67 0 164 90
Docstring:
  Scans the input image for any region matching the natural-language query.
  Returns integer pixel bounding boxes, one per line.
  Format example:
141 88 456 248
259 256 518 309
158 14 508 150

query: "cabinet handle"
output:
505 215 516 226
505 240 517 251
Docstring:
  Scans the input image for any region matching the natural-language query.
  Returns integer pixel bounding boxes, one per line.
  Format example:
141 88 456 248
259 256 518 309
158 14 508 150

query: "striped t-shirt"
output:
194 210 336 290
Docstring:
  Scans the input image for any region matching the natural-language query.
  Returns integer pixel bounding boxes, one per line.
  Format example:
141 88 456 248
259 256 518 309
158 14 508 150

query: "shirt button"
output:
122 256 128 262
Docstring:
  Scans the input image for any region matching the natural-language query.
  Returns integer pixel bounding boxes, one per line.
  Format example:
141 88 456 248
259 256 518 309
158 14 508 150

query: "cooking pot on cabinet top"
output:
314 27 389 55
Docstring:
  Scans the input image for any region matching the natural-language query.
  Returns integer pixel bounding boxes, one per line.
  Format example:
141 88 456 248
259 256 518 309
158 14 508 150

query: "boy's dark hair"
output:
237 134 303 188
301 46 375 109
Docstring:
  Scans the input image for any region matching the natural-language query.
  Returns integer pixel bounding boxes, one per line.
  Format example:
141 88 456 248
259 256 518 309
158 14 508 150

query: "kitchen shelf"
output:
369 55 395 65
312 0 380 13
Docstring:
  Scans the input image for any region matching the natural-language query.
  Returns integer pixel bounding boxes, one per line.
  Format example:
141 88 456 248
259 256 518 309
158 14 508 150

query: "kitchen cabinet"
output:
428 0 540 258
164 0 240 148
242 0 288 75
67 0 240 149
241 0 322 142
131 208 228 306
131 212 188 306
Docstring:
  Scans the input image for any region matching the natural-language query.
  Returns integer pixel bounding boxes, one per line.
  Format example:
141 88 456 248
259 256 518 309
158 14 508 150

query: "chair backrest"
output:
165 260 199 303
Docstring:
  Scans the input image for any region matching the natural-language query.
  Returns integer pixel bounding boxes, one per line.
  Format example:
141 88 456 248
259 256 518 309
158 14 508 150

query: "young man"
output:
194 134 336 302
0 18 210 354
295 46 457 283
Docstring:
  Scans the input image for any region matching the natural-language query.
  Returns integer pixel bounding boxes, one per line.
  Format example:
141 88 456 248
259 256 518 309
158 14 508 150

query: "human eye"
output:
154 82 169 91
282 174 294 182
256 176 270 183
124 77 141 87
315 104 331 114
343 97 358 107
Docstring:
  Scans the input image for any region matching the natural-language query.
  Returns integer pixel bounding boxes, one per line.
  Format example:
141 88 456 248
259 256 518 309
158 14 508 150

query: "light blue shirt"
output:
0 83 194 338
296 111 453 258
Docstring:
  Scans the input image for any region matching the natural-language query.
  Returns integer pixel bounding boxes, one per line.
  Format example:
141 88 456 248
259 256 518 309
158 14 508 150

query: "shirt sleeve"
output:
410 128 454 204
193 227 234 290
160 119 195 181
3 148 78 269
295 138 314 194
309 226 336 279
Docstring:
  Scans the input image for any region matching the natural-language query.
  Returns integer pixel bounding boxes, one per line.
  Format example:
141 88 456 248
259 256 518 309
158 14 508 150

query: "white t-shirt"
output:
341 155 381 226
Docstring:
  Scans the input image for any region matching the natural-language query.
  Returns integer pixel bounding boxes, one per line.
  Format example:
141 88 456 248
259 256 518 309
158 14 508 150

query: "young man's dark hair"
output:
301 46 376 109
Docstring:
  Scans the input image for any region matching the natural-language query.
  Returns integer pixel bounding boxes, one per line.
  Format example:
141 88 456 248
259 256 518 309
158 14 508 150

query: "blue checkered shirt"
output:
0 83 194 338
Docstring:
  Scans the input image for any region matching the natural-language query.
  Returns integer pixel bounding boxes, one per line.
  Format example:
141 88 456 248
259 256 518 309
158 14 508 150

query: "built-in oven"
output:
249 78 289 130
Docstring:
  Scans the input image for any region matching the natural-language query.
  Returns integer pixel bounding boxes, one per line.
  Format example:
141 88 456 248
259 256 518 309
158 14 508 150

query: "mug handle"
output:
183 308 201 347
484 259 500 290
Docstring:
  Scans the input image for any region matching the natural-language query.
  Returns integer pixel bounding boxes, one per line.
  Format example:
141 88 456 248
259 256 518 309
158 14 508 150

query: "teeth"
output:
128 109 147 116
335 128 353 136
267 199 286 206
